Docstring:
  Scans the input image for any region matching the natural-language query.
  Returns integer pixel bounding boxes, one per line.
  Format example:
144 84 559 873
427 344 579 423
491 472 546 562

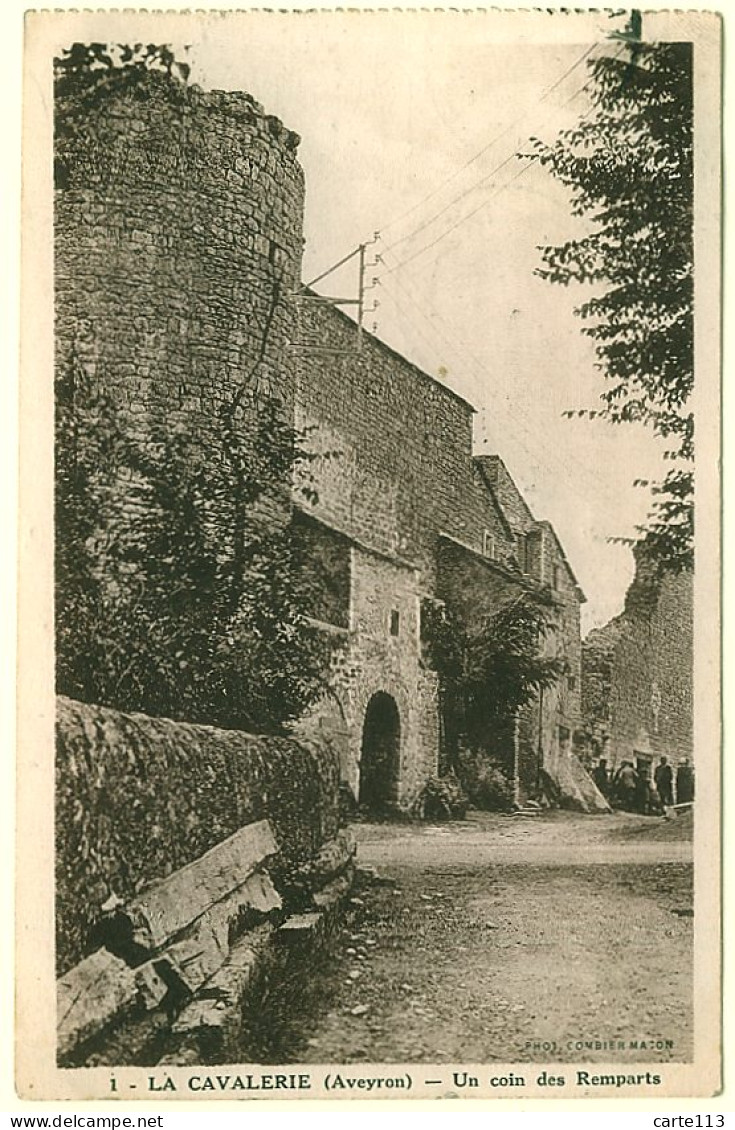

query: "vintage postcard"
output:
17 7 722 1103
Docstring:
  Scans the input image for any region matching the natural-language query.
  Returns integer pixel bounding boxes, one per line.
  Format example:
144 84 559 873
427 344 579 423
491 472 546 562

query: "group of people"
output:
592 755 694 815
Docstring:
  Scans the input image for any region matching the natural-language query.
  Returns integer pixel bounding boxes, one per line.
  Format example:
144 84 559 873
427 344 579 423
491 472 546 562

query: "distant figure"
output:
592 758 610 798
644 776 664 816
654 756 674 807
676 758 695 804
614 761 638 811
634 766 652 815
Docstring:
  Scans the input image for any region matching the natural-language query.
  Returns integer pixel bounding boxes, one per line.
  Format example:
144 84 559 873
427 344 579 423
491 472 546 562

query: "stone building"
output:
581 544 693 779
291 299 596 808
54 69 600 811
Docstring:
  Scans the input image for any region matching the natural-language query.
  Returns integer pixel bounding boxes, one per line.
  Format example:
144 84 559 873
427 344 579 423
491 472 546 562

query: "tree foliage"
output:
422 593 564 762
54 42 190 98
532 41 693 570
55 360 330 732
462 596 565 726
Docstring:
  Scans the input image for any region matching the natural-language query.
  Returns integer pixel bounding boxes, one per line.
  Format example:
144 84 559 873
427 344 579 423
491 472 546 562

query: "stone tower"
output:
54 70 305 441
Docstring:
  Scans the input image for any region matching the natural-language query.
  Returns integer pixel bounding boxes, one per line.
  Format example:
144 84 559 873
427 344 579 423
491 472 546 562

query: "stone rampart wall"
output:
582 565 693 768
56 696 340 976
295 301 516 585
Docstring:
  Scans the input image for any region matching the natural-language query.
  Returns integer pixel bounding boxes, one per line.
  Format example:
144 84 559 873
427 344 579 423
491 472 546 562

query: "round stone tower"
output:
54 70 305 438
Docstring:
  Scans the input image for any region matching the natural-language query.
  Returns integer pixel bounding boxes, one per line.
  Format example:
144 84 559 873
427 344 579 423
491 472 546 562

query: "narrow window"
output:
268 239 286 267
390 609 400 636
516 533 526 572
483 529 495 559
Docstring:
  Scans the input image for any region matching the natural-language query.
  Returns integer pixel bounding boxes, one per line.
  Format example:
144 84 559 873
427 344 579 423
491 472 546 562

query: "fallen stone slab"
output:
162 915 230 996
277 912 324 939
159 870 282 994
235 869 282 918
134 960 169 1011
58 949 138 1061
160 925 273 1064
295 828 357 891
124 820 278 951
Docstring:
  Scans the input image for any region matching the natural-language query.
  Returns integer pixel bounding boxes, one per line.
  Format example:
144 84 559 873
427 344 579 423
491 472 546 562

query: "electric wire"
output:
379 42 598 241
378 44 626 278
299 40 634 512
377 264 627 512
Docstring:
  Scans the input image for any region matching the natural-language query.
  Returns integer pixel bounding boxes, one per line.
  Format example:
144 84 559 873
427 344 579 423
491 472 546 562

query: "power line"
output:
377 252 628 508
379 42 598 242
308 44 620 304
383 152 517 255
382 159 537 276
378 44 626 277
303 41 633 509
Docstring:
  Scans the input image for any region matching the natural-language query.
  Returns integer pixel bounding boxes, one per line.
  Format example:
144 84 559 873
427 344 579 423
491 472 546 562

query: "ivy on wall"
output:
55 355 331 733
421 592 564 770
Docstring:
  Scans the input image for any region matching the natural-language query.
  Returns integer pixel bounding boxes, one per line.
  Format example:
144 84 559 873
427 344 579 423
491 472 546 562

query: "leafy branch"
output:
532 42 694 571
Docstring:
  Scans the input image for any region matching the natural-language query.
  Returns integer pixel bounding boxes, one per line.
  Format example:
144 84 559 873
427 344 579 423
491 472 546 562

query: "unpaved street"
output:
246 811 693 1064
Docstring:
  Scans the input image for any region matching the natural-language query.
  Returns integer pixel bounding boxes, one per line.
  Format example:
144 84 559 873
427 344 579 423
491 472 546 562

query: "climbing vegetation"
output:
55 359 330 733
421 593 564 766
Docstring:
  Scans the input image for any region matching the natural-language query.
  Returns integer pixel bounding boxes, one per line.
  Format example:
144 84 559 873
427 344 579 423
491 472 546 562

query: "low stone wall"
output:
56 697 340 976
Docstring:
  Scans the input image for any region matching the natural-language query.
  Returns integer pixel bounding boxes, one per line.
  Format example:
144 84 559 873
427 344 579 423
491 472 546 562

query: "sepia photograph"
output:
17 6 721 1102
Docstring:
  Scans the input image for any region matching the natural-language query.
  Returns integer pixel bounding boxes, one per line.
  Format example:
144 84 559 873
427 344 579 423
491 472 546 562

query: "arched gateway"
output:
358 692 401 810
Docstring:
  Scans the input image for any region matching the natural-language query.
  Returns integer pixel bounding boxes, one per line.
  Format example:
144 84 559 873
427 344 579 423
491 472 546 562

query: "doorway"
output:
358 692 401 810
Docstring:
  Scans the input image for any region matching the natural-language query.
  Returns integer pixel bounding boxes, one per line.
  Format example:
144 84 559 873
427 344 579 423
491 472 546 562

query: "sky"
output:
50 8 687 633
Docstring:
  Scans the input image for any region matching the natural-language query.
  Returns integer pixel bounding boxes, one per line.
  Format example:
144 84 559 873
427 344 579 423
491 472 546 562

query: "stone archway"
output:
358 692 401 810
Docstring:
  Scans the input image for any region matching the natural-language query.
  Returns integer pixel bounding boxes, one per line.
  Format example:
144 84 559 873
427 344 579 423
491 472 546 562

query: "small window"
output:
516 533 526 572
568 675 576 692
390 609 400 636
483 530 495 560
553 564 562 589
268 240 287 268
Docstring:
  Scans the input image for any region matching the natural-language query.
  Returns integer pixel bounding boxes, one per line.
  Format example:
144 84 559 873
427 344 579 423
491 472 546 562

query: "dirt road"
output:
246 810 693 1064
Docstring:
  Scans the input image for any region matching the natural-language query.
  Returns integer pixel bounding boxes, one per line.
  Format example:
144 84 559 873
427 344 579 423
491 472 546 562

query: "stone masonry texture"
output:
582 545 693 771
295 301 586 802
56 69 590 813
55 73 304 451
55 696 340 976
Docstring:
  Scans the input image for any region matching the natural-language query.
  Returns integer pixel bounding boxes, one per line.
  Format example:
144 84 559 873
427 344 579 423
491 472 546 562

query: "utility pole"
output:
356 242 366 351
609 8 643 68
289 243 369 357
